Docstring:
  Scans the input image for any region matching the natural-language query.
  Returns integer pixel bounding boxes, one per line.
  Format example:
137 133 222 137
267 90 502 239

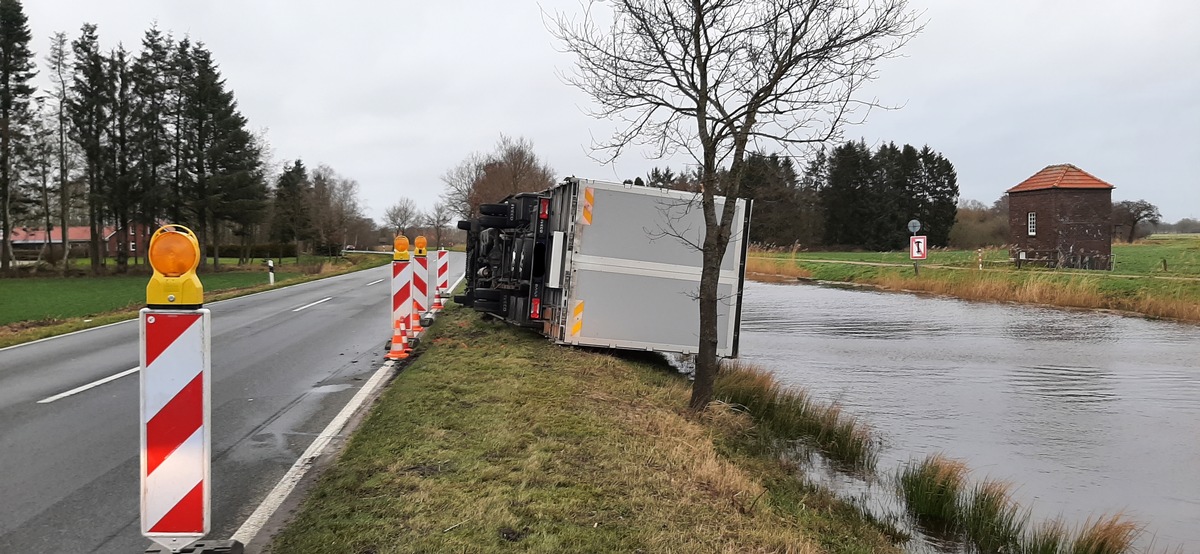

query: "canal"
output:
738 280 1200 550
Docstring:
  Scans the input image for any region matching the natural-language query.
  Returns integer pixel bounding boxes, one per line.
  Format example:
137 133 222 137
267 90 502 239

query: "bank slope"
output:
269 304 898 554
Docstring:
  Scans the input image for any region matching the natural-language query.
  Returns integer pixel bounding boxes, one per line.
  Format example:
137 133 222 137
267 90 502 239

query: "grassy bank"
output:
0 254 389 348
270 305 900 554
750 236 1200 322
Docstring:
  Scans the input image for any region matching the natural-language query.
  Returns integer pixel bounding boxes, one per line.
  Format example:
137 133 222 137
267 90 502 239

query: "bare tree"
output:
439 151 485 220
1112 199 1161 243
440 135 556 220
466 135 556 214
553 0 919 410
384 197 418 236
424 200 453 248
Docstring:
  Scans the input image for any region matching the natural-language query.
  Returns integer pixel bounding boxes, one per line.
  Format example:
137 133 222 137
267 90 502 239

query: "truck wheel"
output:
479 215 516 229
474 288 507 301
479 203 509 217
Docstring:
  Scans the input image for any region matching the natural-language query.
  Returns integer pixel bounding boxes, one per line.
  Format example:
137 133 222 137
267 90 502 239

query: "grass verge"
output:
713 361 877 471
0 254 389 349
269 304 900 554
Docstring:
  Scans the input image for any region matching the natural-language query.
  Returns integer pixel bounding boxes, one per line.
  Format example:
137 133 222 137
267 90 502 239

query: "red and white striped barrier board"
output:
436 249 449 298
413 254 428 315
392 259 412 331
140 308 211 551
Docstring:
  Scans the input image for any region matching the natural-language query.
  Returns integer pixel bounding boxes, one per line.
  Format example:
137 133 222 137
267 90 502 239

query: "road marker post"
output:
412 236 429 332
140 225 240 552
266 259 275 286
389 236 413 359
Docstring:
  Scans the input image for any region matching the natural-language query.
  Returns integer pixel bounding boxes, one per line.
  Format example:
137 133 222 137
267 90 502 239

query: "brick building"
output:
1007 164 1114 269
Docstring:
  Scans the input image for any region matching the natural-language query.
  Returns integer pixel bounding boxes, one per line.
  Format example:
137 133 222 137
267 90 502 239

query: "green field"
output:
0 254 390 347
786 234 1200 276
752 236 1200 323
0 271 300 326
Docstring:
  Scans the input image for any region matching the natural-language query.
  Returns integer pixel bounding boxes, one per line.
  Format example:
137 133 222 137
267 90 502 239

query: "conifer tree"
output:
0 0 35 273
67 23 111 274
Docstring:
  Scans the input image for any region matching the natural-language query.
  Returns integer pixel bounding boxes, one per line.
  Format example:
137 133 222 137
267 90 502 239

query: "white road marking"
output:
292 297 333 312
38 367 140 404
230 359 397 545
365 279 384 286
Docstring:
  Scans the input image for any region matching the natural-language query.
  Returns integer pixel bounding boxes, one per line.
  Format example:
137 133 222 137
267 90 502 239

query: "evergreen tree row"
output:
0 0 365 275
655 140 959 250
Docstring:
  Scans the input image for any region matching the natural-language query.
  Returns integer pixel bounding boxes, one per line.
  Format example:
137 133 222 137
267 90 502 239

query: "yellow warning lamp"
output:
414 236 427 257
146 225 203 308
394 236 410 261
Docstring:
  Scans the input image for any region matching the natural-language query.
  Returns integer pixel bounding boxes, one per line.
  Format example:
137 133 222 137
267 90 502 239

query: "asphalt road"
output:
0 253 464 552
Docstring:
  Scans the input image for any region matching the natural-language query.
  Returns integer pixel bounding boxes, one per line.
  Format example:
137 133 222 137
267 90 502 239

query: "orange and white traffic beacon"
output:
140 225 233 553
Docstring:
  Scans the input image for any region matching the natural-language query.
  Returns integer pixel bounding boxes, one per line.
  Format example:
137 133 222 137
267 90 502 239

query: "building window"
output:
1027 212 1037 236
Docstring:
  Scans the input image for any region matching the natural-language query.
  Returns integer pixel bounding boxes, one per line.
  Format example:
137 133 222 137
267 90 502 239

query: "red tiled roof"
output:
5 226 109 243
1007 164 1115 193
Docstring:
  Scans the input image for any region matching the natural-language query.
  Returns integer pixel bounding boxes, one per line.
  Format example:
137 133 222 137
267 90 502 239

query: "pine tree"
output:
0 0 36 273
167 37 193 225
271 159 310 262
130 25 172 241
107 44 137 271
68 23 111 274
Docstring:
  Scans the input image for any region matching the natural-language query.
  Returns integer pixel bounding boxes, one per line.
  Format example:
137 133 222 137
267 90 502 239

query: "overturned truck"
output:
455 177 751 357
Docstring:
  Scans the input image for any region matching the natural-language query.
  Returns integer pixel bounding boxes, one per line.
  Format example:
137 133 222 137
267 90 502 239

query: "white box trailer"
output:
457 177 752 357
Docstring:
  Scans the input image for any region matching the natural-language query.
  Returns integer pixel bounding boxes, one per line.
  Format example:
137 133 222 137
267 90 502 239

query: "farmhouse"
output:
1007 164 1114 269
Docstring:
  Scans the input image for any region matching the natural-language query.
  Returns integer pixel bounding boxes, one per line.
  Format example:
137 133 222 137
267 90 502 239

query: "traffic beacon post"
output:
412 236 429 332
140 225 240 553
387 236 413 360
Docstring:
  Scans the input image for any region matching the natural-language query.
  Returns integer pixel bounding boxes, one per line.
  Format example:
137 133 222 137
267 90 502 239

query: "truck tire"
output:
479 203 509 217
474 288 508 302
478 215 516 229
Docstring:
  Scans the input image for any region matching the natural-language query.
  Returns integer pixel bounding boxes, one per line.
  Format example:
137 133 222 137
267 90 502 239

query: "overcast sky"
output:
23 1 1200 223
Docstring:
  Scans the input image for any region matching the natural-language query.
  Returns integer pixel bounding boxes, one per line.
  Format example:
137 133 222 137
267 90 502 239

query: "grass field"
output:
0 254 389 347
750 236 1200 323
270 304 900 553
785 234 1200 276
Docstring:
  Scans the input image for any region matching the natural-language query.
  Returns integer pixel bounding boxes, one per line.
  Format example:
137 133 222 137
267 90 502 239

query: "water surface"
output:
738 281 1200 550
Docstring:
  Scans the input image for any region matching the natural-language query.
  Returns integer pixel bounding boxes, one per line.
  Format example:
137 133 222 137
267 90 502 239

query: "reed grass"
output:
962 479 1027 553
713 361 877 471
745 255 813 280
1020 518 1072 554
1069 514 1141 554
897 453 968 529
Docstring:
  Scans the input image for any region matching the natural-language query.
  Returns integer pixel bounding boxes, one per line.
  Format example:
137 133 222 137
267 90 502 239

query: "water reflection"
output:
739 281 1200 551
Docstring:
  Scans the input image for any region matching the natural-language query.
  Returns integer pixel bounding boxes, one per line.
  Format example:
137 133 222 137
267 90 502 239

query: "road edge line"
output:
229 358 396 545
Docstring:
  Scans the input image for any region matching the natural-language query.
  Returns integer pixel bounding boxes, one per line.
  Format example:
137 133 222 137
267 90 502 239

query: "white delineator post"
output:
267 259 275 285
141 309 211 551
140 224 212 552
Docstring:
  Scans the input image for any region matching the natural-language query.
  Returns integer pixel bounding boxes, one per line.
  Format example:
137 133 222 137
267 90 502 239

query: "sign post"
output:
907 219 925 276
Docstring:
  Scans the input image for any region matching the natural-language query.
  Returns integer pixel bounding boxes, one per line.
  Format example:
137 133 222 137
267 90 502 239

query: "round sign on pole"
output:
907 219 922 234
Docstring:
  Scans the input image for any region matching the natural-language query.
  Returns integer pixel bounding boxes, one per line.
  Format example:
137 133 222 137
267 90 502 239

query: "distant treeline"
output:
642 140 960 251
0 0 376 276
